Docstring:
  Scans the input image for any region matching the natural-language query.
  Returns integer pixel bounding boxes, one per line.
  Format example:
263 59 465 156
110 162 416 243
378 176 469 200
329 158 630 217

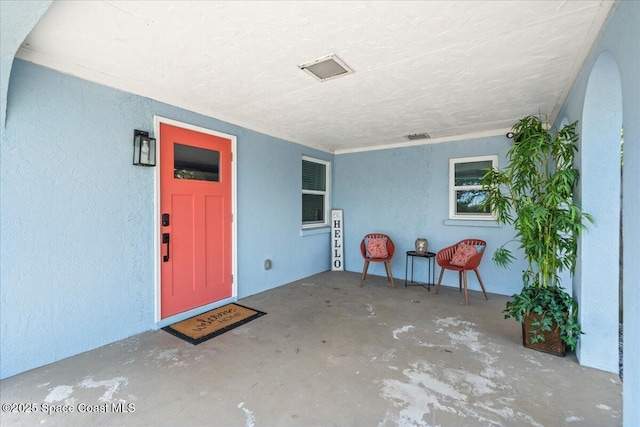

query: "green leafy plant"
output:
504 271 582 350
482 115 593 350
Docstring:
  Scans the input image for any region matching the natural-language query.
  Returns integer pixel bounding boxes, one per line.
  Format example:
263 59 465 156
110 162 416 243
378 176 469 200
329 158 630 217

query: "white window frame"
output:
302 155 331 229
449 155 498 220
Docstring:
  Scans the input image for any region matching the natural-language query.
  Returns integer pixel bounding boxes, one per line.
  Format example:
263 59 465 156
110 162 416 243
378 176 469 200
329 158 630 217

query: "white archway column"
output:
0 1 52 126
576 51 622 373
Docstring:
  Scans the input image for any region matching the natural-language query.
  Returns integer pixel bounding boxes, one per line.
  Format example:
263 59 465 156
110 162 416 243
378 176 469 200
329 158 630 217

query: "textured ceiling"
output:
16 1 614 153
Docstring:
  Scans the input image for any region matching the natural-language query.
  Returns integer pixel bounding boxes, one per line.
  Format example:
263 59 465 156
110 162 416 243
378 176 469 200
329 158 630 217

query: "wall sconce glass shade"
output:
133 130 156 167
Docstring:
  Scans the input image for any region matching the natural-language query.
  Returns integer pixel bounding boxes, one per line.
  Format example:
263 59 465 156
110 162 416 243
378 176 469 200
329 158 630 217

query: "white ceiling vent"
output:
404 132 431 141
298 54 354 82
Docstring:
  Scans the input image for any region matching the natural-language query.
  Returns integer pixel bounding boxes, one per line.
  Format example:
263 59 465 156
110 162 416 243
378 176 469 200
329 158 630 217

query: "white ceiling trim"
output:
335 128 513 155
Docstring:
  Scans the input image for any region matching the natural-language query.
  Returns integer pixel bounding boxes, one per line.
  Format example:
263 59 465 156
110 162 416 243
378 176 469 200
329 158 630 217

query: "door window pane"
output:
174 143 220 182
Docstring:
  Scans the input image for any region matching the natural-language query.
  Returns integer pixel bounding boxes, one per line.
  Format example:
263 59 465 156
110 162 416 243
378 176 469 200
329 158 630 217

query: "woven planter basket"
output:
522 312 566 357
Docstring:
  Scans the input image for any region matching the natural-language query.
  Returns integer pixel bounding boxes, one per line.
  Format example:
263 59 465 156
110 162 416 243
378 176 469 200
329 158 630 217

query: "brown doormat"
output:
162 303 266 345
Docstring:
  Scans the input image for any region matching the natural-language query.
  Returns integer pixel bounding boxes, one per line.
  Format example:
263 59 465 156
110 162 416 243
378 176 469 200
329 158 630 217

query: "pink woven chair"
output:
435 239 488 305
359 233 395 288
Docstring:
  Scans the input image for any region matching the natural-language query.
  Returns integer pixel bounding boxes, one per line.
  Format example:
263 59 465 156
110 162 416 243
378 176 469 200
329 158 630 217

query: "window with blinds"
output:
449 155 498 220
302 156 330 227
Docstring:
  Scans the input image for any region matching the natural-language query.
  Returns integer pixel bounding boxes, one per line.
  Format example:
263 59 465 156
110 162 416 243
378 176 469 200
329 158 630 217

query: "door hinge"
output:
231 274 234 284
231 152 233 161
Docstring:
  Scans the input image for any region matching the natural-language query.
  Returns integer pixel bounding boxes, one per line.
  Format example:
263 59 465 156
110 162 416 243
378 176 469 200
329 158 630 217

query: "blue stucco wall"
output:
234 129 332 298
333 136 528 297
555 2 639 425
0 60 331 379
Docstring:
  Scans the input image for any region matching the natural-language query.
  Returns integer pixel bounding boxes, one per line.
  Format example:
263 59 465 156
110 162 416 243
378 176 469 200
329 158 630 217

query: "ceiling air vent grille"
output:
299 54 354 82
404 133 431 141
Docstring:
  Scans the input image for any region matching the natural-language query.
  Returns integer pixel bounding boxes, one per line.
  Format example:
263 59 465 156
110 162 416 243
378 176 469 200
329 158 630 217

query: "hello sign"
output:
331 209 344 271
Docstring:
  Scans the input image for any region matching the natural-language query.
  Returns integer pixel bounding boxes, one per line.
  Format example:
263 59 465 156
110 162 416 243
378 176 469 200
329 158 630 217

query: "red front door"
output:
160 123 232 318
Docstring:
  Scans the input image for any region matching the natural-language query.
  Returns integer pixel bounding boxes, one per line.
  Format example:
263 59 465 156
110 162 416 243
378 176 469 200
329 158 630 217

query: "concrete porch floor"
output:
0 271 621 426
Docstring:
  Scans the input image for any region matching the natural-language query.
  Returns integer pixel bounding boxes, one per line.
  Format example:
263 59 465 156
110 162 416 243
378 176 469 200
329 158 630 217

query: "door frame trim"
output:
152 116 238 324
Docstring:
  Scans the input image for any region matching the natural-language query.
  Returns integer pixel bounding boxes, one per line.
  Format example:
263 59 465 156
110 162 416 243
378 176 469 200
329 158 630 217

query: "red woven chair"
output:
359 233 395 288
435 239 488 305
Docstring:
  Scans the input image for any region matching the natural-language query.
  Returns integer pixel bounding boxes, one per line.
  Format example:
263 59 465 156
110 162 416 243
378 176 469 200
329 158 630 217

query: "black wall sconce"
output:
506 131 524 144
133 130 156 167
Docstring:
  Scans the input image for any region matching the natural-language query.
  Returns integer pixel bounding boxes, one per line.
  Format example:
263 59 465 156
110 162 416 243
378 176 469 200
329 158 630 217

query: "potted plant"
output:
481 115 593 355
